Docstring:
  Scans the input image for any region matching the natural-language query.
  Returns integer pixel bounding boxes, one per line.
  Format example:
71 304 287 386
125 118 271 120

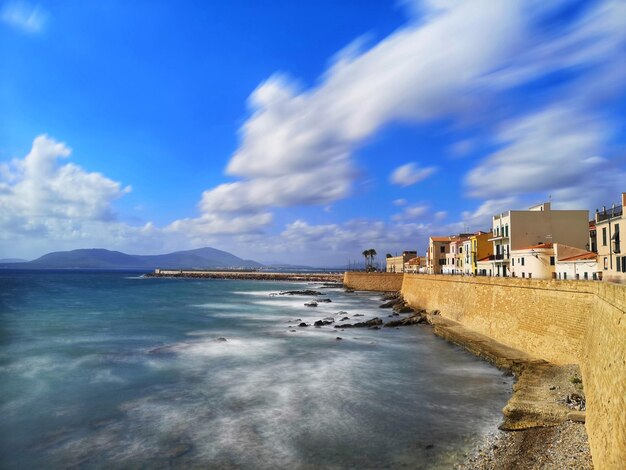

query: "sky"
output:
1 0 625 266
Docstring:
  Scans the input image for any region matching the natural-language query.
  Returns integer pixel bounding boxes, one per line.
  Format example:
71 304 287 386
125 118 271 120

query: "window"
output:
440 246 445 253
563 272 567 280
604 257 608 270
439 259 445 266
522 272 525 278
505 225 509 237
622 256 626 273
584 272 588 280
550 256 555 266
521 257 525 266
603 227 607 246
512 259 515 266
528 273 532 279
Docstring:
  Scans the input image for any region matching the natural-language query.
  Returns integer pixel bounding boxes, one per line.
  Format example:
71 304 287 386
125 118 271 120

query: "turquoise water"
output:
0 271 512 469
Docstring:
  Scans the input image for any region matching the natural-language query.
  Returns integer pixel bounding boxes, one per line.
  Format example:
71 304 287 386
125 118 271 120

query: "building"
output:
467 231 492 275
510 243 554 279
427 235 473 274
404 256 427 273
386 251 417 273
427 236 452 274
487 202 589 277
461 238 473 275
595 192 626 283
509 242 599 280
554 244 599 281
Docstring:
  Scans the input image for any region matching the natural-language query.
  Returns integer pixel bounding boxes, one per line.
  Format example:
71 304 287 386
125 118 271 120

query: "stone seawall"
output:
342 271 625 469
342 272 404 292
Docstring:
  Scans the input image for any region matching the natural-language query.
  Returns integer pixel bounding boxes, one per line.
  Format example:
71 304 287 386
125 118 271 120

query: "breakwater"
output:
343 272 626 469
147 269 343 283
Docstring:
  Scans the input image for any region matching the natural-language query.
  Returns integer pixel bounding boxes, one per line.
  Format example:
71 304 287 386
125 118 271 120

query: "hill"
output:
1 247 262 270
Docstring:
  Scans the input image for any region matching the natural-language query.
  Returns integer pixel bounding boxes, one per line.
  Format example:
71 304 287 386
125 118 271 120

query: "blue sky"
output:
1 0 625 265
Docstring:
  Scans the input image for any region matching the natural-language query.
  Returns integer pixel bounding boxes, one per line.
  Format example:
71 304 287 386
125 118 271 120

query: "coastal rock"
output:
304 301 318 307
384 312 427 327
344 288 355 293
340 317 350 321
323 317 335 322
280 290 323 296
314 320 334 327
317 298 332 303
216 337 228 342
336 311 348 315
334 318 383 329
298 322 308 327
392 303 414 314
381 292 401 300
336 337 342 340
353 313 364 317
379 299 401 308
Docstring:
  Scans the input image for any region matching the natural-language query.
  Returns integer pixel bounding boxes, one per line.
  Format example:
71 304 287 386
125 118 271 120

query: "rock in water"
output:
298 322 308 327
216 337 228 342
304 301 318 307
280 290 322 296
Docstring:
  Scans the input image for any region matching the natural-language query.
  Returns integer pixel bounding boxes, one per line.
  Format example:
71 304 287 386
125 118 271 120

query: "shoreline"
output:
333 284 592 469
395 303 592 468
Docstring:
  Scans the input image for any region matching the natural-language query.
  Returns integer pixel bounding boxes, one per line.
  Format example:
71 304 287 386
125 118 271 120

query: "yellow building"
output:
468 231 493 275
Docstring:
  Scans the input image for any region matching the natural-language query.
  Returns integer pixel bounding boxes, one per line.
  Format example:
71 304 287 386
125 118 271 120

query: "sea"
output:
0 270 513 469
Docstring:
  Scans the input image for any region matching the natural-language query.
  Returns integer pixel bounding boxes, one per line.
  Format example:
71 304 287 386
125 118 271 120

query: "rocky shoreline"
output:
301 288 593 469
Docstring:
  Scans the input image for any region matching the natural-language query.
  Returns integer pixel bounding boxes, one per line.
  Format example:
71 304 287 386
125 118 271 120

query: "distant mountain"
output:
0 258 28 263
0 247 262 270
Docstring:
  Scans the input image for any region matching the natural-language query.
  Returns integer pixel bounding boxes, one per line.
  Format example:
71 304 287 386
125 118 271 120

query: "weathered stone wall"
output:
398 274 624 470
400 275 593 364
581 282 626 469
343 272 405 292
342 271 625 468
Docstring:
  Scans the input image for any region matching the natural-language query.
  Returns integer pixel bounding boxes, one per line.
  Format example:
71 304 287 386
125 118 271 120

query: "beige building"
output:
386 251 417 273
487 202 589 277
428 235 472 274
595 192 626 283
427 236 452 274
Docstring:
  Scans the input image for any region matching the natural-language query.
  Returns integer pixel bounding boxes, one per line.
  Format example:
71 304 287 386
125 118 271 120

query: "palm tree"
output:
362 250 370 270
369 249 377 268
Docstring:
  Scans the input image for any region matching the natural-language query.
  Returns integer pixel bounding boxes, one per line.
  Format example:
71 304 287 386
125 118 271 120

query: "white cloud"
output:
465 105 623 205
198 0 525 214
1 1 47 33
460 197 517 229
448 139 475 158
390 163 437 186
0 135 131 238
393 198 407 206
392 204 429 222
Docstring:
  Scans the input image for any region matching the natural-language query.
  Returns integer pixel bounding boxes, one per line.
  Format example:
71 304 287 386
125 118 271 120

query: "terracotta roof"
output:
477 255 495 262
430 236 452 242
407 258 421 265
559 252 597 262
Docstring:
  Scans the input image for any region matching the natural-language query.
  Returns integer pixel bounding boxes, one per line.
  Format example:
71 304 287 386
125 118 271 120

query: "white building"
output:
487 202 589 277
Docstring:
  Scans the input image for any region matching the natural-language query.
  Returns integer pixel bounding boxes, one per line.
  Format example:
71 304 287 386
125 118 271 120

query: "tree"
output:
386 253 393 258
362 250 370 270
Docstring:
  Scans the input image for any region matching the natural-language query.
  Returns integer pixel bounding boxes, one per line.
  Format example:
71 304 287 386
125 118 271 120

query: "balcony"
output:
596 205 623 223
494 254 510 262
